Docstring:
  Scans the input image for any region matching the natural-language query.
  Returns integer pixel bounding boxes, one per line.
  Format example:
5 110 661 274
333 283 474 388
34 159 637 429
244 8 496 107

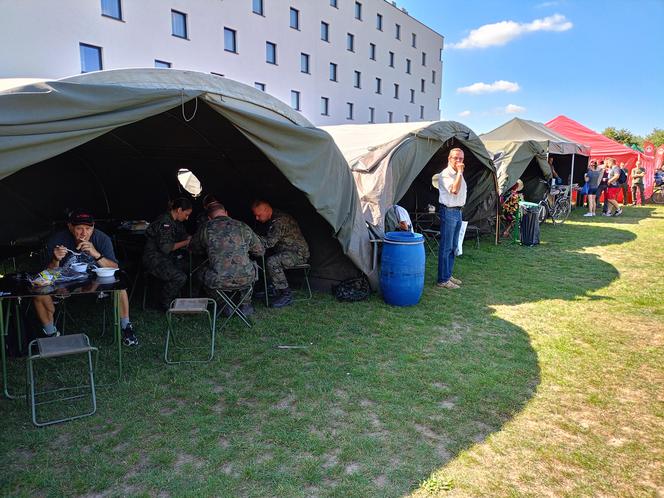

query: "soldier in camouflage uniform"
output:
251 200 310 308
143 198 193 310
191 202 264 315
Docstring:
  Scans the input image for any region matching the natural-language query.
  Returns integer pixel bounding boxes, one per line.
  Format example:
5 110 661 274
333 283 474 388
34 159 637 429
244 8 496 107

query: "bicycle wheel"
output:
537 202 548 224
652 189 664 204
552 198 571 224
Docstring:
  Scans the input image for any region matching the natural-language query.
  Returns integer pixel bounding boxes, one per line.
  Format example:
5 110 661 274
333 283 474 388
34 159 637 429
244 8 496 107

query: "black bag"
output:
618 168 628 185
332 276 371 302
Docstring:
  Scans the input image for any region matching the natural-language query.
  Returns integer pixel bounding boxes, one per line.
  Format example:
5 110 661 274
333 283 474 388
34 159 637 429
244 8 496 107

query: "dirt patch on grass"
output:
322 449 340 469
273 394 295 410
438 397 457 410
373 474 388 488
174 453 204 471
344 462 360 474
220 462 239 477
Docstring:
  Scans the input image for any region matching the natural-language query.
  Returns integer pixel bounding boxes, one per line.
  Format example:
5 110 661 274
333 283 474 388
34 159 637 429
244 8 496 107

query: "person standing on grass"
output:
604 158 623 217
630 161 646 206
584 161 603 217
595 161 610 215
619 162 630 205
436 148 466 290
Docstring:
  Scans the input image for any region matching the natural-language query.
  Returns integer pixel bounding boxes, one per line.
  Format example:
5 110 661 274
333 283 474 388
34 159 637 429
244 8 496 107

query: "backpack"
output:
332 275 371 302
618 168 628 185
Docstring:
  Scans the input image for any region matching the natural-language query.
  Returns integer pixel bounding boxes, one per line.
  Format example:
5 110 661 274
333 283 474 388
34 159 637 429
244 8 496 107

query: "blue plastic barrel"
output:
380 231 425 306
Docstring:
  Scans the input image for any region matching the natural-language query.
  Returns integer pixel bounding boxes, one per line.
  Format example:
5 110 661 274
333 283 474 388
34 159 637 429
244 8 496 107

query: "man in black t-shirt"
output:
34 209 138 346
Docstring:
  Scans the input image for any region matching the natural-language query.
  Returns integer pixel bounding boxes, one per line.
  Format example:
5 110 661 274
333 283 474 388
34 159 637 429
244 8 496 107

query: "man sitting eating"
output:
33 209 138 346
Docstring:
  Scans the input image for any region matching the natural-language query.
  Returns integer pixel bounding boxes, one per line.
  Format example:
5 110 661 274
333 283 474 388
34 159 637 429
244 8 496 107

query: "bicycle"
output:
537 180 572 225
652 183 664 204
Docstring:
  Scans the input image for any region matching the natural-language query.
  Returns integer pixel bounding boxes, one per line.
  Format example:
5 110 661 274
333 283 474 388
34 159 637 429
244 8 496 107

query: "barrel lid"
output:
384 231 424 243
519 201 539 208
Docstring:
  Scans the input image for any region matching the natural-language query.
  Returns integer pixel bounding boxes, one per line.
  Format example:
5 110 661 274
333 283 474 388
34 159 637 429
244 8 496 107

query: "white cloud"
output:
504 104 526 114
458 110 472 117
457 80 520 95
449 14 572 49
536 1 560 8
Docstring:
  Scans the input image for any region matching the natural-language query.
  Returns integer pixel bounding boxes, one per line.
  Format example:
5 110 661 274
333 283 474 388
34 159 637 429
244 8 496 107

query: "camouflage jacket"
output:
262 209 310 258
195 215 265 290
143 212 189 263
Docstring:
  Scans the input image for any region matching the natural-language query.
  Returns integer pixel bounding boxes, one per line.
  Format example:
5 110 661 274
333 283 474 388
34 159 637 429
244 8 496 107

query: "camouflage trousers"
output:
146 257 187 308
266 251 307 290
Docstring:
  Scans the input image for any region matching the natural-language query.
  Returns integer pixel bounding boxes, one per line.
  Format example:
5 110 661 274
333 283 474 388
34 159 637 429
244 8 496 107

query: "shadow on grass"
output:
0 221 634 497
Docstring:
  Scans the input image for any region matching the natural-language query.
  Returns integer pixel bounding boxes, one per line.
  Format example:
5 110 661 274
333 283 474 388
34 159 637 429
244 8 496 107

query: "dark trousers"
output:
631 184 645 205
596 184 609 213
621 183 629 204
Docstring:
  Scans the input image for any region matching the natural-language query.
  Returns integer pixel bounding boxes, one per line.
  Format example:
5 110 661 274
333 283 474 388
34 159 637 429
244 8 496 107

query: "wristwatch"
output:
95 254 103 261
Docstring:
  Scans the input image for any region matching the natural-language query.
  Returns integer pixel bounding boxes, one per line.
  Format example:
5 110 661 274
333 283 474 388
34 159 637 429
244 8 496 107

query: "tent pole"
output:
570 153 576 211
493 174 500 245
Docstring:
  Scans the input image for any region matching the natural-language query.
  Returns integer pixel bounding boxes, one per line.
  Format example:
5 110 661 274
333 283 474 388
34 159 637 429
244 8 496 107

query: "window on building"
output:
432 70 436 84
389 51 395 67
395 23 401 40
411 33 417 48
330 0 338 7
255 82 266 91
329 62 337 81
252 0 264 15
409 89 415 103
375 77 382 94
290 8 300 30
376 13 383 30
301 53 310 74
421 78 425 92
171 10 187 38
347 102 354 120
369 107 375 123
422 52 427 66
347 33 355 52
321 21 330 42
404 114 409 122
419 105 424 119
321 97 330 116
101 0 122 20
354 70 361 88
406 58 411 74
388 111 393 123
154 59 171 68
224 28 237 53
369 43 376 60
79 43 103 73
393 83 399 99
291 90 301 111
266 41 277 64
355 2 362 20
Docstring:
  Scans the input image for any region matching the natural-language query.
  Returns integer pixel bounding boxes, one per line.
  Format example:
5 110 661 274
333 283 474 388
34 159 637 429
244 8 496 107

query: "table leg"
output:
0 299 24 399
114 290 122 381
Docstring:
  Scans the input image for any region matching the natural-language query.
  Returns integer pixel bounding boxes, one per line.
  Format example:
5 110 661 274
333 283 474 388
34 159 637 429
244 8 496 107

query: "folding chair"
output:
284 264 312 301
164 298 217 364
419 227 440 256
213 286 253 330
464 224 481 249
27 334 98 427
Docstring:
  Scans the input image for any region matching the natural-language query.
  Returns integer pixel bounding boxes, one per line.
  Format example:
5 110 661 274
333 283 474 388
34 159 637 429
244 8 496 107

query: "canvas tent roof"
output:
322 121 498 241
488 141 552 201
481 117 591 156
0 68 371 286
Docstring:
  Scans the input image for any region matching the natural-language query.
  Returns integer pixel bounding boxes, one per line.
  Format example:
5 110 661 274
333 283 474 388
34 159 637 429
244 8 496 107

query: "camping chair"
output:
213 285 253 330
164 298 217 364
464 224 481 249
366 222 384 272
27 334 98 427
284 263 312 301
419 227 440 255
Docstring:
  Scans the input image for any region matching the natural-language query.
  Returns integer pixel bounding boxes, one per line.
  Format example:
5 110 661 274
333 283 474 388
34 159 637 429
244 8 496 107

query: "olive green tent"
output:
0 69 371 288
322 121 499 237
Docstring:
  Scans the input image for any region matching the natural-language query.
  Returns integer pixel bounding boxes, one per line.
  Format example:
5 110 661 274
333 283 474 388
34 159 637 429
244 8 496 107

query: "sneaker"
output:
436 280 460 289
449 276 462 285
602 212 612 217
614 208 623 216
270 288 293 308
122 323 138 346
583 212 594 217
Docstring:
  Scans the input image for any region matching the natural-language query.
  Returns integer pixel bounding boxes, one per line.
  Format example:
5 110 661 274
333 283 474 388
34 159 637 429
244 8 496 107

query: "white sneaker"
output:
583 212 593 217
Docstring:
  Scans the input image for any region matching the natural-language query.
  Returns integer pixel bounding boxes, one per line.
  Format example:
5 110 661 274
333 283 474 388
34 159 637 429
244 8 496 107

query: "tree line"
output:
602 127 664 149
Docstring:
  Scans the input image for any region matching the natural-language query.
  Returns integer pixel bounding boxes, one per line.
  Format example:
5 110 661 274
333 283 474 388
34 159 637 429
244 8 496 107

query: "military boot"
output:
270 287 293 308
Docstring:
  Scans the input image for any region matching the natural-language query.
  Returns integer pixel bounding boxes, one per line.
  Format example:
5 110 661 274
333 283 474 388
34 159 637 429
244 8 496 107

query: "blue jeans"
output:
437 206 462 283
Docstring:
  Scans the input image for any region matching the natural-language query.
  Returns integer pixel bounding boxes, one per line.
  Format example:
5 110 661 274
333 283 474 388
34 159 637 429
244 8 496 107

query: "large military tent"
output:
479 137 552 202
321 121 498 239
0 69 371 289
481 118 590 188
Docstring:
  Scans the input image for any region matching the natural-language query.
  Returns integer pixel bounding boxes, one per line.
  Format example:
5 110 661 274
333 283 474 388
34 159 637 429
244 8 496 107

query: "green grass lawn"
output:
1 206 663 497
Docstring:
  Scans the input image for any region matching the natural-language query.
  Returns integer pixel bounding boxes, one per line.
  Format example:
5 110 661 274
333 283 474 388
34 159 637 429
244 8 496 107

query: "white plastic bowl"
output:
71 262 88 273
92 267 118 278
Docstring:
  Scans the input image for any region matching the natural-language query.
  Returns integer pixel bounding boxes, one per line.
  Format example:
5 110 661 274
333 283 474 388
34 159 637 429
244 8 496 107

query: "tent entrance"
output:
0 101 360 288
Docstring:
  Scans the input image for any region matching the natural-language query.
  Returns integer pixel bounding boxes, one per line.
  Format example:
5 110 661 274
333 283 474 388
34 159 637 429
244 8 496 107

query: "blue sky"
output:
398 0 663 137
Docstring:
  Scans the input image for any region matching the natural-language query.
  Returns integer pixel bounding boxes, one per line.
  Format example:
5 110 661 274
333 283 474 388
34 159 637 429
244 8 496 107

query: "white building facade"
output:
0 0 444 125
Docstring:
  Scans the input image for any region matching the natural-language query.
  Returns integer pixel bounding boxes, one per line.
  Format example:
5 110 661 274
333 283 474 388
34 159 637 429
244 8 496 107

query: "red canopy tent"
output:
546 115 655 200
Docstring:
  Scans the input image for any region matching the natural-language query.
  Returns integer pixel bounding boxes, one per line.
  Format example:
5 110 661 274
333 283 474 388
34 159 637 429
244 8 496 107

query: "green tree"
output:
602 127 643 147
644 128 664 147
